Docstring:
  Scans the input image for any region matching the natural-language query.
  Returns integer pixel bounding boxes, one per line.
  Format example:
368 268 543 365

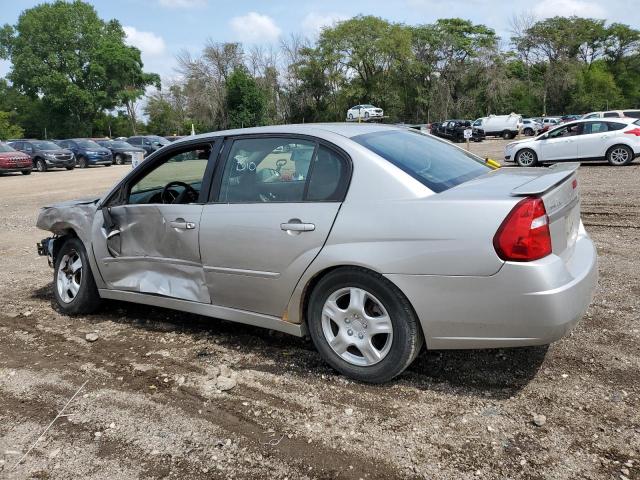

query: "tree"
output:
0 0 158 137
0 111 23 140
226 67 266 129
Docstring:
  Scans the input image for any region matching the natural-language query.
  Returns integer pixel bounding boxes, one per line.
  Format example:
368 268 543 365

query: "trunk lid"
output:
442 163 581 259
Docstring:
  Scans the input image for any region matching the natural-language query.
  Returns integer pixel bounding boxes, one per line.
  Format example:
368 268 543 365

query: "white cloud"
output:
158 0 206 8
229 12 282 43
123 26 166 57
532 0 606 18
302 12 348 36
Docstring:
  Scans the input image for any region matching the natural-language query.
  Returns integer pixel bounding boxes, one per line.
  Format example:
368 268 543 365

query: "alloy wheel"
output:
610 147 630 165
56 250 82 303
518 150 536 167
321 287 393 366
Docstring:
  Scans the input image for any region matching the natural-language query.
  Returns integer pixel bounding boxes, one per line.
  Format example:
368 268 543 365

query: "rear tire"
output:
35 158 47 172
53 237 101 315
65 166 74 170
606 144 634 166
502 130 511 140
307 267 423 383
516 148 538 167
524 128 534 136
21 170 31 175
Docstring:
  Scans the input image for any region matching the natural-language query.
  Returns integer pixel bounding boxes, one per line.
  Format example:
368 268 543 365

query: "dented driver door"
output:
92 203 210 303
91 143 216 303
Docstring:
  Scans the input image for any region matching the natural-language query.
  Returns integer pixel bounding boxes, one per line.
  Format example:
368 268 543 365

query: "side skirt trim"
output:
98 289 306 337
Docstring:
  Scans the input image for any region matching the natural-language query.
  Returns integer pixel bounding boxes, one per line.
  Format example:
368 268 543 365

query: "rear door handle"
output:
281 219 315 232
170 218 196 230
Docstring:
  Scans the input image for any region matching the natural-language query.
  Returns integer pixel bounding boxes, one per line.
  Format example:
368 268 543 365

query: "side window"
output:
606 122 625 131
584 122 607 134
219 137 315 203
129 137 140 146
307 145 349 202
128 145 211 205
24 142 34 153
11 141 23 150
584 113 598 119
623 111 640 119
548 126 569 138
603 112 619 118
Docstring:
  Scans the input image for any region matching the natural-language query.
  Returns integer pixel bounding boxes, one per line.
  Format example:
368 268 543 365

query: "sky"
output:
1 0 639 84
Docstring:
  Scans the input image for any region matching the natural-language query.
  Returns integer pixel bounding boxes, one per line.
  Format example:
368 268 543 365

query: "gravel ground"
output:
0 139 638 479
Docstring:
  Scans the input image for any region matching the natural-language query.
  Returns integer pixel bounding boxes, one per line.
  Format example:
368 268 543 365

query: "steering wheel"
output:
275 158 287 173
161 181 198 204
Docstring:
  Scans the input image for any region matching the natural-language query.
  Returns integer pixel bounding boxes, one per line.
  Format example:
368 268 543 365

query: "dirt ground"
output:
0 138 638 480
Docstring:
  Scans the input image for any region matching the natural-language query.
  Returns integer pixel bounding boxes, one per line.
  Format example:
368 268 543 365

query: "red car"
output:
0 142 32 175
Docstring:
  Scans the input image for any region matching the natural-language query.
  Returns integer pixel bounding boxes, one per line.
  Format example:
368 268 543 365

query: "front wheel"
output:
607 145 634 166
515 148 538 167
53 237 101 315
21 170 32 175
348 113 353 120
307 267 423 383
77 156 88 168
364 112 370 119
524 128 534 136
114 154 124 165
35 158 47 172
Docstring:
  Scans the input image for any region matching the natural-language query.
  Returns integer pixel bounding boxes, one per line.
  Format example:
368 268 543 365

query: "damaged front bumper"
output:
37 237 56 268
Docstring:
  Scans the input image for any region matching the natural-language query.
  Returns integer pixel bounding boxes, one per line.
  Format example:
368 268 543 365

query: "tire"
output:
348 113 353 120
65 166 74 170
104 163 112 167
53 237 101 315
35 158 47 172
606 144 634 166
524 128 534 136
364 112 370 119
114 154 124 165
307 267 423 383
515 148 538 167
21 170 31 175
77 156 88 168
502 130 511 140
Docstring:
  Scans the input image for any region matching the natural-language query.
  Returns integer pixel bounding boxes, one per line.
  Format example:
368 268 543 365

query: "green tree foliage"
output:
0 0 159 137
225 67 266 129
0 111 23 140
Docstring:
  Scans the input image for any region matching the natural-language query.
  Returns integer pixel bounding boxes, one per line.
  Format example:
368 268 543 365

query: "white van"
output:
472 114 523 139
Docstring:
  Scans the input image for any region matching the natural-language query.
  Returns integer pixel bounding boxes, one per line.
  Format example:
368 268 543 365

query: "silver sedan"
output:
36 124 598 383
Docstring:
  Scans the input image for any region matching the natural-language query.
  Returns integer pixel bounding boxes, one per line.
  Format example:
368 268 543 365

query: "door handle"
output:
170 218 196 230
281 219 315 232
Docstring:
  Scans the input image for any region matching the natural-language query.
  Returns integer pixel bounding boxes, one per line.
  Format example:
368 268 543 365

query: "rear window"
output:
352 129 490 193
623 111 640 118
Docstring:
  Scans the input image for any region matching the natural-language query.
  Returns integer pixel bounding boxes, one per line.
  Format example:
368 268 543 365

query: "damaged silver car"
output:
37 124 598 383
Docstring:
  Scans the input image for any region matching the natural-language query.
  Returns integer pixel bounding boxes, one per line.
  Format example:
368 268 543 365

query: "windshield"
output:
148 136 168 144
352 129 490 193
32 141 60 150
76 140 101 148
103 141 133 148
0 143 16 153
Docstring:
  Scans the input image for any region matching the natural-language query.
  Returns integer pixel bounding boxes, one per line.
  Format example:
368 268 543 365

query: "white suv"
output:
347 104 384 120
582 110 640 119
504 118 640 167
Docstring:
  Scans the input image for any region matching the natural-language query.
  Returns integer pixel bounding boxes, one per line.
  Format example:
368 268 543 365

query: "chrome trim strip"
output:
203 266 280 278
98 289 305 336
101 256 201 267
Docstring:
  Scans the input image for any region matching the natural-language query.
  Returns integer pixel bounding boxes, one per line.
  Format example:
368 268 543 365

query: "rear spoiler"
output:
510 163 579 196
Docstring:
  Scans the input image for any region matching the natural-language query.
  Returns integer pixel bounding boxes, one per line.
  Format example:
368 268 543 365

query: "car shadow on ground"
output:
31 283 546 399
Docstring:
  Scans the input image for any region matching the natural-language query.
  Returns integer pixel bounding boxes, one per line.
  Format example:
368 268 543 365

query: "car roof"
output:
554 117 637 126
173 123 400 145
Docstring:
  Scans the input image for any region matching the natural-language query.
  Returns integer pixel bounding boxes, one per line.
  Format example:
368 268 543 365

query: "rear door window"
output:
603 112 619 118
352 129 489 193
606 122 626 131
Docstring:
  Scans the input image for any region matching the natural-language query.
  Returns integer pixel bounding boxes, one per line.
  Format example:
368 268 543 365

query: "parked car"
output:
96 140 145 165
8 139 75 172
559 114 581 124
56 139 112 168
472 114 522 139
521 119 543 136
127 135 170 156
36 123 597 383
539 117 561 133
504 118 640 167
346 104 384 121
0 142 33 175
582 109 640 119
432 119 484 142
165 135 185 142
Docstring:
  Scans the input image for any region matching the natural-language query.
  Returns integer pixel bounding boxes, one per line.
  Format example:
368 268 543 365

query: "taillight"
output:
624 128 640 136
493 197 552 261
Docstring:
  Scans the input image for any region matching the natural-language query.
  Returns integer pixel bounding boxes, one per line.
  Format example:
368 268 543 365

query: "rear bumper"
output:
386 228 598 349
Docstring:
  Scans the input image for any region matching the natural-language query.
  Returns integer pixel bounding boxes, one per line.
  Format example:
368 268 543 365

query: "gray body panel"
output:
36 124 598 346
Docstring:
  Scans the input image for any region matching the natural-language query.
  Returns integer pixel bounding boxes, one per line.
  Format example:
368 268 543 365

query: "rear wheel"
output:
53 237 101 315
21 170 31 175
348 113 353 120
502 130 512 140
516 148 538 167
35 158 47 172
65 166 74 170
607 144 634 166
524 128 534 136
307 267 423 383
